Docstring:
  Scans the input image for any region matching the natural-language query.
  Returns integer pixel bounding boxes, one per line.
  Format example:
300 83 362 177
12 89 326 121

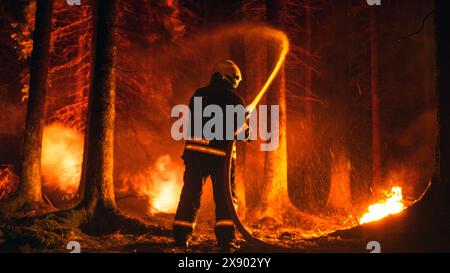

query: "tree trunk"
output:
370 8 382 192
77 0 119 219
75 6 92 207
326 0 352 211
305 0 313 120
261 0 289 219
294 0 317 213
71 2 153 236
230 35 248 219
435 0 450 208
1 0 53 213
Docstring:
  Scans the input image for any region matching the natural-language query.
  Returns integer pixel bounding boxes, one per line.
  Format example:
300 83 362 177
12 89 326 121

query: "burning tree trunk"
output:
76 0 119 221
261 0 289 219
370 8 382 192
1 0 53 214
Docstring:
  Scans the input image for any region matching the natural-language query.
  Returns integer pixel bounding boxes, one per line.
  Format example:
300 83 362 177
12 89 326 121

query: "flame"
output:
151 180 179 213
118 155 182 215
40 122 183 212
41 123 83 196
10 1 35 61
147 155 182 214
359 186 405 224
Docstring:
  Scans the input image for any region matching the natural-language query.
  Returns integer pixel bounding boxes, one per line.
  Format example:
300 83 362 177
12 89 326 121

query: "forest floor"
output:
2 198 449 253
0 209 370 253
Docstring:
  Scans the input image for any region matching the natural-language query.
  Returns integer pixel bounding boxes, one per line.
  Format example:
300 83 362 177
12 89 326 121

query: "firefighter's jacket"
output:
183 73 248 158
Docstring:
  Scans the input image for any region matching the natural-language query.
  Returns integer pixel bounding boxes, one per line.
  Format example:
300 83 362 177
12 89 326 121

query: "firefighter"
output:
173 60 248 252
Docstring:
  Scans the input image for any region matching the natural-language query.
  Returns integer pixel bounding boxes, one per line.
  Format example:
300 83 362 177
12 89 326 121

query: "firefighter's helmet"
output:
212 60 242 89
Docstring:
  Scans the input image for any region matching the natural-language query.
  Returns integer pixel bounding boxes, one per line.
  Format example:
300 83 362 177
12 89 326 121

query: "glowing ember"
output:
41 123 83 195
0 165 19 201
359 186 405 224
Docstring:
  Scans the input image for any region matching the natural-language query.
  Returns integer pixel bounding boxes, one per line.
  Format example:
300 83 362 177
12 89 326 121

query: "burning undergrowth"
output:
0 165 19 202
116 155 183 216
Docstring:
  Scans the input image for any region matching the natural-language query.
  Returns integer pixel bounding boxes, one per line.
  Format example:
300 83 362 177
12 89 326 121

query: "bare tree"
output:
370 8 382 191
304 0 313 120
69 1 151 236
261 0 289 219
76 0 119 222
435 0 450 208
1 0 53 214
225 0 249 219
326 0 352 211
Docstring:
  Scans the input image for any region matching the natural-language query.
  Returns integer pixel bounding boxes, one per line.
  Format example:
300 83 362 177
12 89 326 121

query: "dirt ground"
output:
0 209 371 253
2 196 448 253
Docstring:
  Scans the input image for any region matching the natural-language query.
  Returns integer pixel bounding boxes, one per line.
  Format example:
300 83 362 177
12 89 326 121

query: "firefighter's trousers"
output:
173 153 237 247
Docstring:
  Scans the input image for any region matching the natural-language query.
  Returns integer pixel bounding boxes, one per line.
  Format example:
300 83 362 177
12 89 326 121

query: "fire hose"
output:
222 141 307 252
222 140 282 251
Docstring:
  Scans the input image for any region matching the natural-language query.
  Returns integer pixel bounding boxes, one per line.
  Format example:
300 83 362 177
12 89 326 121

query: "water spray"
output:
245 27 290 114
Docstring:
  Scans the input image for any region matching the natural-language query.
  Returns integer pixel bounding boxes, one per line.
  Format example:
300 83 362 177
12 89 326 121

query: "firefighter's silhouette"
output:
173 60 248 251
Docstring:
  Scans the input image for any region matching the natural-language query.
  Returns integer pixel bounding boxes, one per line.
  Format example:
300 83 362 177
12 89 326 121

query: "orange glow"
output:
151 181 180 213
41 123 83 195
118 155 182 215
148 155 182 214
10 1 35 61
327 148 352 210
359 186 405 224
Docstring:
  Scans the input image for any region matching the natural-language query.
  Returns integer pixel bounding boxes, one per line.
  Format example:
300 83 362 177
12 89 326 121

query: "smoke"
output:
384 109 437 198
113 24 294 216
